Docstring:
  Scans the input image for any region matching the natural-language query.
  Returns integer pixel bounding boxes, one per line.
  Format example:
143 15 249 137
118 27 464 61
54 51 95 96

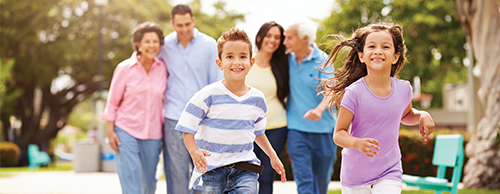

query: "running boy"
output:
176 28 286 193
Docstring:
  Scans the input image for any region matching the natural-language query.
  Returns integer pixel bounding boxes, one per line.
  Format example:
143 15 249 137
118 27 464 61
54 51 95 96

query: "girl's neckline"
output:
362 77 395 99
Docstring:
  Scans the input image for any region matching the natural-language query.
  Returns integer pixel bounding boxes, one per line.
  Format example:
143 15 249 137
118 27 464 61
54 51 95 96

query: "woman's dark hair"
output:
319 22 407 108
255 21 289 108
131 22 165 55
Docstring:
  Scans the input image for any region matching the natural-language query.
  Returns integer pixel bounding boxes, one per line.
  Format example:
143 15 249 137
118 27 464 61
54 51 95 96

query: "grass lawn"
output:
0 161 73 177
328 189 500 194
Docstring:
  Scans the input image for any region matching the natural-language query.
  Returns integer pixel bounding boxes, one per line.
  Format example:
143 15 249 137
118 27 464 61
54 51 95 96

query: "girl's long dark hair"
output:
319 23 407 108
255 21 289 108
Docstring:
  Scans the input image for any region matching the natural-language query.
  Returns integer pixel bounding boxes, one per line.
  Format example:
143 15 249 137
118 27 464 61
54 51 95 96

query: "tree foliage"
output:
0 0 243 156
317 0 467 108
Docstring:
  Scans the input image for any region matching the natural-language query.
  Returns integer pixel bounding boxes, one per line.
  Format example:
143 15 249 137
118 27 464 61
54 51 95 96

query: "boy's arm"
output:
182 132 211 173
254 134 286 182
401 103 435 141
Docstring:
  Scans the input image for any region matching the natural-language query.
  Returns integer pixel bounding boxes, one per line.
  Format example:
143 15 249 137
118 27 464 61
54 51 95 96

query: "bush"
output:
0 141 21 167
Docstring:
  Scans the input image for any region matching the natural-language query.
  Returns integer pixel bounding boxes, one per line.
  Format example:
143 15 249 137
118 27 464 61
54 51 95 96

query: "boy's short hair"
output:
217 28 253 59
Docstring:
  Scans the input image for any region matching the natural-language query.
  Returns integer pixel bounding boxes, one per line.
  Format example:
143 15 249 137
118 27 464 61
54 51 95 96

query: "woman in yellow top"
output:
246 21 289 194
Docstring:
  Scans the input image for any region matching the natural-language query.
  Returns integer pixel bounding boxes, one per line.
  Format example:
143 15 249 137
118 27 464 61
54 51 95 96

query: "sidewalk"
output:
0 171 420 194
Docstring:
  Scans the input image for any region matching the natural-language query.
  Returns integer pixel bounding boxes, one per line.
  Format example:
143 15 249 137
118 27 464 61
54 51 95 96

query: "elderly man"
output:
283 22 337 194
158 4 223 194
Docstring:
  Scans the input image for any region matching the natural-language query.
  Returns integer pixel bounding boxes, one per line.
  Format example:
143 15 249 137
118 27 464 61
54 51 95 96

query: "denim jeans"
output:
114 126 162 194
162 118 201 194
288 129 337 194
253 127 288 194
202 166 259 194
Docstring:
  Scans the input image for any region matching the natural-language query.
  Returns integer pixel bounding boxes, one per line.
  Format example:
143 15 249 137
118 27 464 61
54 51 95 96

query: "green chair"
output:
28 144 51 169
402 134 464 194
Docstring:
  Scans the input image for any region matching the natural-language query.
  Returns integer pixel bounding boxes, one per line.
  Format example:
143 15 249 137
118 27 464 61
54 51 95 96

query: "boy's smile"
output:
216 40 255 82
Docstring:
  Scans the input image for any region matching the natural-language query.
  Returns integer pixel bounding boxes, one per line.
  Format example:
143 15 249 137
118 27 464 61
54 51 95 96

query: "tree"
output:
317 0 467 108
0 0 244 159
455 0 500 189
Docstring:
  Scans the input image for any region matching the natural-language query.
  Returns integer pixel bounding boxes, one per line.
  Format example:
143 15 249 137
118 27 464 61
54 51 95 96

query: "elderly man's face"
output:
283 25 307 54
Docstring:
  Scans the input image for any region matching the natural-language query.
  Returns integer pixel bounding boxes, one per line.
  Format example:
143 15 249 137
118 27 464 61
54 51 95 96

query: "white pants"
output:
341 179 403 194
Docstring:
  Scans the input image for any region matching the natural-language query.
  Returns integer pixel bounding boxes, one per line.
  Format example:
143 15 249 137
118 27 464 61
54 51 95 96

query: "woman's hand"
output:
106 122 121 153
354 138 380 157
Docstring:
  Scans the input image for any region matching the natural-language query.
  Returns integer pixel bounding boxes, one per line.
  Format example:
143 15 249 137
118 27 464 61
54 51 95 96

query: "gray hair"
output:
295 21 317 45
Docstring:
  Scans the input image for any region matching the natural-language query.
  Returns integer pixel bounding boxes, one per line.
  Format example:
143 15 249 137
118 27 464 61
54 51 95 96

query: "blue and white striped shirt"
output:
176 81 267 189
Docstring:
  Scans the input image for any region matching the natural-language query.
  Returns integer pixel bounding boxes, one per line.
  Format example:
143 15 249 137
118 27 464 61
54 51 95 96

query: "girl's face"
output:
358 31 400 74
137 32 161 60
260 26 282 54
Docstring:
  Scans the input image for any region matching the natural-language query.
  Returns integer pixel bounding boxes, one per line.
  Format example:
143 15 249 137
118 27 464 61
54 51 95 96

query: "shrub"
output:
0 141 21 167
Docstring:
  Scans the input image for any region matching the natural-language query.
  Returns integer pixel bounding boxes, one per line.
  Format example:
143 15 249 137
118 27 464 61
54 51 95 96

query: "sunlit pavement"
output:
0 171 425 194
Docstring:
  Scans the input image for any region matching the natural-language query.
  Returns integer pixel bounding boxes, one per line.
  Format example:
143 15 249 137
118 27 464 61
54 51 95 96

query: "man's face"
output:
171 13 195 42
283 25 307 54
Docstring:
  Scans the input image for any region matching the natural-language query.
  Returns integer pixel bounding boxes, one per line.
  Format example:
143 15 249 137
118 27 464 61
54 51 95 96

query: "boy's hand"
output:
354 138 380 157
419 111 435 141
270 157 287 182
190 150 211 173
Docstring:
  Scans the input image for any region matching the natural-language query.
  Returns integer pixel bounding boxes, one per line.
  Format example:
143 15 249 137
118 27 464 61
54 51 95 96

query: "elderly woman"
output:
101 22 166 194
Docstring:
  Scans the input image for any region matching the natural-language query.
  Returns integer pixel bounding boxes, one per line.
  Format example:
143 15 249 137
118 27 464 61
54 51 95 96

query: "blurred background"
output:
1 0 499 190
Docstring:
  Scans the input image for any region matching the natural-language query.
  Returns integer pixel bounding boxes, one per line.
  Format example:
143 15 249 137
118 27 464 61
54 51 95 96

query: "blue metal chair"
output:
27 144 51 169
402 134 464 194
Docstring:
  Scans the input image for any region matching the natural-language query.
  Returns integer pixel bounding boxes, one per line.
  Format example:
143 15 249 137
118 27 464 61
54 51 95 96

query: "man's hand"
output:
303 108 324 122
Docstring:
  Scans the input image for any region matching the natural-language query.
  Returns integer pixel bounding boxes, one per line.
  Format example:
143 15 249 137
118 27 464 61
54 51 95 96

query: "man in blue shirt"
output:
158 4 223 194
283 21 337 194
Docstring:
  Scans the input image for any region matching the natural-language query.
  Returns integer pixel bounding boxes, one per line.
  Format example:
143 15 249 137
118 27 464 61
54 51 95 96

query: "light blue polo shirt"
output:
158 28 223 120
286 43 336 133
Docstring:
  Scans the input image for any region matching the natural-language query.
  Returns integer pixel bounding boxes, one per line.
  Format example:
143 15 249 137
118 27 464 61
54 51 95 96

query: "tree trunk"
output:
455 0 500 189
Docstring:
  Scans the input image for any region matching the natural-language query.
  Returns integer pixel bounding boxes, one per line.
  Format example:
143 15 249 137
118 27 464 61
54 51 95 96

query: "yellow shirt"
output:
246 63 287 129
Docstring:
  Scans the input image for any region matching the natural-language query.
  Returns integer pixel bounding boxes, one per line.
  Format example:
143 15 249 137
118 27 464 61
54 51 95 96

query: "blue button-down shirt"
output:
286 43 336 133
158 28 223 120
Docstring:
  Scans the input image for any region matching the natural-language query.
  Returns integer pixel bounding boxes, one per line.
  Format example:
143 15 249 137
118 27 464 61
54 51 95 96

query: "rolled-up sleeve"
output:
101 64 127 121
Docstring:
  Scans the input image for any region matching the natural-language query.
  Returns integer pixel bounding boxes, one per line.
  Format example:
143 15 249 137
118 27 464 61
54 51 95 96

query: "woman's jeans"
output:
114 126 162 194
253 127 288 194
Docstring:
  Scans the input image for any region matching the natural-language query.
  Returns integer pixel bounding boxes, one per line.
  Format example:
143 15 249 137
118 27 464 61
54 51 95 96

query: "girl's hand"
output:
419 111 435 141
270 157 287 182
107 129 121 153
190 150 211 173
354 138 380 157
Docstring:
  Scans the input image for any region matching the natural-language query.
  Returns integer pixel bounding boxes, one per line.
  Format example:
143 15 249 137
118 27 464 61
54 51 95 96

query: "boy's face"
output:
216 40 255 82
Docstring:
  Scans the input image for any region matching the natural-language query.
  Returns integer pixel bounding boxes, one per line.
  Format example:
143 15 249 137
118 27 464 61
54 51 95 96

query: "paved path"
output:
0 171 423 194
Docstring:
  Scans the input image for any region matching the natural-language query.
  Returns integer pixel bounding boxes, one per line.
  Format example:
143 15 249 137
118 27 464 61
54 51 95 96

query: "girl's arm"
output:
255 134 286 182
400 103 435 141
333 107 380 157
182 132 211 173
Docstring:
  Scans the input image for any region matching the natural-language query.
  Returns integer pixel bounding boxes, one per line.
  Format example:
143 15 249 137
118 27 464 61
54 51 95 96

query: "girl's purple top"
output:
340 77 412 188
